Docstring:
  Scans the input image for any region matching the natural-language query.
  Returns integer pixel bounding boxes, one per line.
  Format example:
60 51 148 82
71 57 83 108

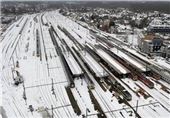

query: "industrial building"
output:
147 19 170 33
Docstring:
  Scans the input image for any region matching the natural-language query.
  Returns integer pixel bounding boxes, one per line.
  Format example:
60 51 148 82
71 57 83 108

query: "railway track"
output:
49 26 75 88
35 17 75 117
84 44 143 118
93 90 117 118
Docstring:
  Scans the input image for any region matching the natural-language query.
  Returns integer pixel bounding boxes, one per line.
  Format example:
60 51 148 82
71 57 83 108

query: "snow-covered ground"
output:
1 10 170 118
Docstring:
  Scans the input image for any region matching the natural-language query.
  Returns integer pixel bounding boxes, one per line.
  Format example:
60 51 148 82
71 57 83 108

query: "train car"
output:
138 75 154 89
129 74 138 81
85 45 101 62
61 54 75 88
108 79 132 101
150 71 161 80
19 18 28 34
122 90 132 101
36 29 41 57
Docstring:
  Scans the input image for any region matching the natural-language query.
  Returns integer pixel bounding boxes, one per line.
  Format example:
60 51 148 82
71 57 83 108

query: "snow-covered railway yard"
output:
1 11 170 118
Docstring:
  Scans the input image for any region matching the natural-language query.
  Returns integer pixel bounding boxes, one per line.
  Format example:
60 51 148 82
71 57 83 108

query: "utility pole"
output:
11 68 14 80
12 56 15 68
86 108 88 118
23 82 27 105
51 78 55 95
81 77 83 85
51 105 54 118
135 100 139 118
86 108 90 118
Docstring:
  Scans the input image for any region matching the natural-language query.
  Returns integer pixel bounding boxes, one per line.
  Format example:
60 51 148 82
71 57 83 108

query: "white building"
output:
148 19 170 33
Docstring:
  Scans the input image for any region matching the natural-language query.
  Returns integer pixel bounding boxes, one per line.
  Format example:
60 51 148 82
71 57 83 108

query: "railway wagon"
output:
122 90 132 101
138 74 154 89
61 53 75 88
106 79 132 101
